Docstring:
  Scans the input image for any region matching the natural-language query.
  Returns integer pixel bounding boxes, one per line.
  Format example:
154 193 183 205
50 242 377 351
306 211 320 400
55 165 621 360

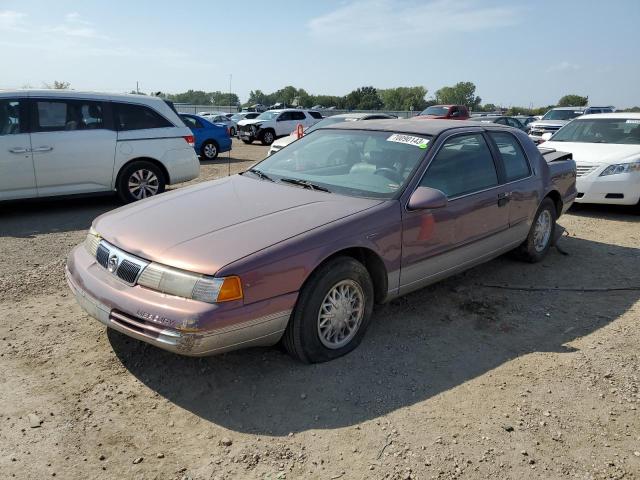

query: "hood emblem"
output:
107 254 119 273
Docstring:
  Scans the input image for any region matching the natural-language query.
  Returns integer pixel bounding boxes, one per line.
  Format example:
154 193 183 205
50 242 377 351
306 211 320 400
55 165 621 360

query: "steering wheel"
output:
375 168 404 184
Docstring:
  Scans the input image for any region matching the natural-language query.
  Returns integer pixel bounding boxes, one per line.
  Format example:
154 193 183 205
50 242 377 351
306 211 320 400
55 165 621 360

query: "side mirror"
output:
541 132 553 141
407 187 448 210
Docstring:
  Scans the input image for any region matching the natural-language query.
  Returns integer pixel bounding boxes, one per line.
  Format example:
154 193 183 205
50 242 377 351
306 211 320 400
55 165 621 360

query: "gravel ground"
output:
1 139 639 480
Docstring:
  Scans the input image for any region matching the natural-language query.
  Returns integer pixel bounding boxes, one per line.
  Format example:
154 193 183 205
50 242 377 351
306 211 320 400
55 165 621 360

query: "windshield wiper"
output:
279 177 331 192
244 168 275 182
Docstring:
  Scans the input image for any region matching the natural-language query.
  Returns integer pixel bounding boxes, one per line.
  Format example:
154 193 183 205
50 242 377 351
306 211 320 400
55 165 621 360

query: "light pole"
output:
229 74 232 113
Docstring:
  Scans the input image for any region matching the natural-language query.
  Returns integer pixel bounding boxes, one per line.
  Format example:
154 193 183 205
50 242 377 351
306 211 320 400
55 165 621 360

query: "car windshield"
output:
421 106 449 116
542 109 584 121
231 114 244 121
551 118 640 144
256 111 279 120
251 129 431 199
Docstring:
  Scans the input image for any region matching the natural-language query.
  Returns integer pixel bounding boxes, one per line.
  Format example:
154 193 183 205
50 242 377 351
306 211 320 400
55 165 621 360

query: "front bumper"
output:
66 245 294 356
575 170 640 205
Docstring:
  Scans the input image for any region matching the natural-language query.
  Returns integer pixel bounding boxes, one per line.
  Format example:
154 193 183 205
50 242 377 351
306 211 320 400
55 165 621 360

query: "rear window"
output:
308 111 323 119
114 103 173 130
421 106 449 116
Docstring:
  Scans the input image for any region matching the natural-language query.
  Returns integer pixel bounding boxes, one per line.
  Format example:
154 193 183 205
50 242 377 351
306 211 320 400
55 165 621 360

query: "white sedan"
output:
541 113 640 206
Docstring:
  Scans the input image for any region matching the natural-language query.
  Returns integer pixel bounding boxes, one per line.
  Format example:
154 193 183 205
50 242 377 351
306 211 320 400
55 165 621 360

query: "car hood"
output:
238 118 266 126
93 174 382 275
272 134 297 148
543 142 640 165
530 120 569 128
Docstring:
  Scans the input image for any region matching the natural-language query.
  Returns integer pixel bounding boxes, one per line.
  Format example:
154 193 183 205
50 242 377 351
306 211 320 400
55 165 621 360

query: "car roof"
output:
0 89 166 104
578 112 640 120
320 118 513 135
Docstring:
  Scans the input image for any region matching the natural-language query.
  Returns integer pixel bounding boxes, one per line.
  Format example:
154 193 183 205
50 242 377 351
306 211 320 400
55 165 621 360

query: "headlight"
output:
84 226 101 256
138 262 243 303
599 160 640 176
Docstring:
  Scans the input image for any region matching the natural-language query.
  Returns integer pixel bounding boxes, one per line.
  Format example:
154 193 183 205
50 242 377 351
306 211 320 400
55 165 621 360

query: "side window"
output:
488 132 530 182
420 133 498 198
34 100 104 132
114 103 172 130
278 112 292 121
309 111 322 119
0 99 22 135
181 116 199 129
291 111 306 121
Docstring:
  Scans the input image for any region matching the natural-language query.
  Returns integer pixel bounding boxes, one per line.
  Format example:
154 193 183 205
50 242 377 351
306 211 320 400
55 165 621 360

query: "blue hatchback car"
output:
179 114 232 160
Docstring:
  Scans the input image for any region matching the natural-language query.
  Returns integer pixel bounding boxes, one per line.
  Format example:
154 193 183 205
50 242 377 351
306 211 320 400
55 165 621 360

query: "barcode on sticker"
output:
387 134 429 147
626 119 640 124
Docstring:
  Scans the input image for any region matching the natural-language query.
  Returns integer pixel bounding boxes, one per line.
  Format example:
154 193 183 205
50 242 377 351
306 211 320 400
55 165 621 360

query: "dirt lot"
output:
1 139 639 480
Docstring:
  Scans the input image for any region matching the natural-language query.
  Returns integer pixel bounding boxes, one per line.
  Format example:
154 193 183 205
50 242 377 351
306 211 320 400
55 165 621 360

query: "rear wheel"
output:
229 127 236 136
241 138 252 144
261 130 275 146
201 140 218 160
516 197 556 262
117 161 166 203
282 256 374 363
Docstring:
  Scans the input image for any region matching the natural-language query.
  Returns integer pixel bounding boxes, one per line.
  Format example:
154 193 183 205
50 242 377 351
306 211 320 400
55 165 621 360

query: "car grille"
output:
531 126 561 135
576 165 599 177
93 240 149 286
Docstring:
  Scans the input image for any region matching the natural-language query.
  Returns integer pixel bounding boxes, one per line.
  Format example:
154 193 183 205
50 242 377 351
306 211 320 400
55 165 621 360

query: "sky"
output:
1 0 638 108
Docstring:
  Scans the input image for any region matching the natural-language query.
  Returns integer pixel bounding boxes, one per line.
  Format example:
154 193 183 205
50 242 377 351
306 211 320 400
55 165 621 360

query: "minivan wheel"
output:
282 256 374 363
117 161 166 203
261 130 275 146
201 140 218 160
516 198 556 262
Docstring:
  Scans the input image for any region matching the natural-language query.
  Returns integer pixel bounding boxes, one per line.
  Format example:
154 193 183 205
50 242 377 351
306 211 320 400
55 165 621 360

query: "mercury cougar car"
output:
66 119 576 363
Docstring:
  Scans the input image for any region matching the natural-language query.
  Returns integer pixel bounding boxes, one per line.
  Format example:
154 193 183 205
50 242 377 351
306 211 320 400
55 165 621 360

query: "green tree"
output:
434 81 481 109
379 86 428 111
344 86 383 110
557 94 588 107
167 90 212 105
44 81 70 89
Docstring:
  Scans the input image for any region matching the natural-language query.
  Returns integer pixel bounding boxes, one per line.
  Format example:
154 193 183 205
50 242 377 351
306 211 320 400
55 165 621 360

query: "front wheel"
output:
117 161 166 203
241 138 252 144
260 130 275 146
516 197 556 262
282 257 374 363
229 127 236 136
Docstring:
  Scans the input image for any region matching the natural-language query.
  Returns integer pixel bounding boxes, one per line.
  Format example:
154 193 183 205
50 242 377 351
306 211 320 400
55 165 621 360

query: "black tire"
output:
515 197 557 262
229 127 236 136
116 160 166 203
260 130 275 146
201 140 219 160
282 256 374 363
241 138 252 144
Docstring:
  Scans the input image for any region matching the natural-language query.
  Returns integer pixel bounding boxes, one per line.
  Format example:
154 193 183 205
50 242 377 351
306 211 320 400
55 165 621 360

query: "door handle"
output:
497 192 512 207
9 147 29 154
32 146 53 152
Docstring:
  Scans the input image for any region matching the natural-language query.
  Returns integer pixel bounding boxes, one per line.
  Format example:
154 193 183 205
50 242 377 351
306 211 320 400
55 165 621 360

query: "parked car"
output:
473 116 526 130
528 106 614 142
0 90 199 203
417 105 470 120
197 112 238 136
179 114 231 160
230 111 261 135
67 119 576 362
237 109 322 145
540 113 640 206
268 112 398 155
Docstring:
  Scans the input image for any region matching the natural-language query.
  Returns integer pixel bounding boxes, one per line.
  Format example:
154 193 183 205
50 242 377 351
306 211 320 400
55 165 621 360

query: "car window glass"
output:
34 100 104 132
278 112 292 121
309 111 322 119
181 116 198 129
420 133 498 198
488 132 530 182
115 103 172 130
0 100 22 135
291 111 306 121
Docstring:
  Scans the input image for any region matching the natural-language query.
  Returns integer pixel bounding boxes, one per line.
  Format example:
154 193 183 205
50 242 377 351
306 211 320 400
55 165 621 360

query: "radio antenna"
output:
228 73 232 177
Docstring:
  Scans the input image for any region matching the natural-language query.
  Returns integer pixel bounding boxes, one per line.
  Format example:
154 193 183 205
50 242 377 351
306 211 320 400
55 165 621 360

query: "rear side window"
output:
278 112 293 121
488 132 530 182
308 111 322 119
291 111 306 121
114 103 172 130
421 134 498 198
34 100 104 132
181 116 202 129
0 99 23 135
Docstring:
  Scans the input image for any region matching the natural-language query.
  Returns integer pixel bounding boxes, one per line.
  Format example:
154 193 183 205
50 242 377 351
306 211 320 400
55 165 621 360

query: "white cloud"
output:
546 61 581 73
308 0 521 46
0 10 27 31
49 12 108 39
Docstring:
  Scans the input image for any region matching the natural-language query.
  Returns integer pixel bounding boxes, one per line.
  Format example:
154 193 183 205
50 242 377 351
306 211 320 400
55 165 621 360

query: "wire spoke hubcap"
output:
128 169 159 200
533 210 552 252
317 279 365 349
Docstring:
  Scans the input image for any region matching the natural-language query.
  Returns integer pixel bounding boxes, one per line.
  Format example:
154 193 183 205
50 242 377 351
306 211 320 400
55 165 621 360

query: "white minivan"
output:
0 90 200 203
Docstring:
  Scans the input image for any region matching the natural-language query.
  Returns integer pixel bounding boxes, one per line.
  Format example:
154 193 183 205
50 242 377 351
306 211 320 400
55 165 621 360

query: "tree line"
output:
44 80 639 113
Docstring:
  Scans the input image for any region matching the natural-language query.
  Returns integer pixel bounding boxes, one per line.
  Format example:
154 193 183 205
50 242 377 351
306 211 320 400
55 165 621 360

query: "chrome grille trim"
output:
94 240 149 286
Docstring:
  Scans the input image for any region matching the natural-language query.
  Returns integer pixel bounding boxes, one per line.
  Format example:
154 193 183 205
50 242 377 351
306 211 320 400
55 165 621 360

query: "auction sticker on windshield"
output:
387 134 430 148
